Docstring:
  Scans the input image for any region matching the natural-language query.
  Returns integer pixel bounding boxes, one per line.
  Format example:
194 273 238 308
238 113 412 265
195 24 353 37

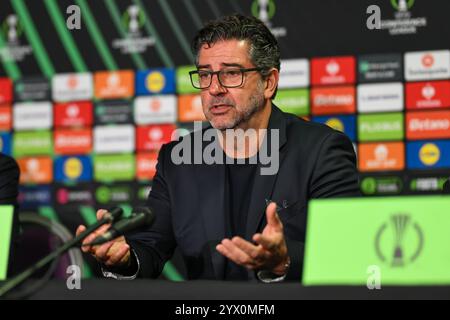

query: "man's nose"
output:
208 73 227 95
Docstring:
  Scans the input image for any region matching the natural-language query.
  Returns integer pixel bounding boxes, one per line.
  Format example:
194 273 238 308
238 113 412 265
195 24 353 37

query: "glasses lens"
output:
219 69 243 87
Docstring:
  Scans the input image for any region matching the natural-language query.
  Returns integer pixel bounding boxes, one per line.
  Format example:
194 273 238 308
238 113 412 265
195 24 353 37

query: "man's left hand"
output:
216 202 289 276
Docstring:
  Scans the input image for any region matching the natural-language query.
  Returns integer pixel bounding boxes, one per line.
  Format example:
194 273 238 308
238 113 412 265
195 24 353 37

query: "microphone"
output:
88 207 154 246
105 206 125 222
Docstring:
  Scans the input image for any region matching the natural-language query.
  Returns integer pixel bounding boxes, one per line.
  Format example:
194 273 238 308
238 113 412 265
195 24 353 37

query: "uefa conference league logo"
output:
251 0 286 38
375 214 423 267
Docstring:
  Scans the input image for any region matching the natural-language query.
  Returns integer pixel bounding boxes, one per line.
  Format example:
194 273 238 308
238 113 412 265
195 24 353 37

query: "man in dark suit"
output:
0 153 20 205
77 14 359 282
0 153 20 276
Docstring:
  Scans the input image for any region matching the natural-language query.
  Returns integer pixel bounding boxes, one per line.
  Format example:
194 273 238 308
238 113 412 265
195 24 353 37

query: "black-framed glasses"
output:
189 67 263 89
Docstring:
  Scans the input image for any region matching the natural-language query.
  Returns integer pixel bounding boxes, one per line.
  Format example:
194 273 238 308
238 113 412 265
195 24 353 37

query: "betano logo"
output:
311 86 355 115
94 71 134 99
18 157 53 184
407 111 450 140
178 95 206 122
419 143 440 166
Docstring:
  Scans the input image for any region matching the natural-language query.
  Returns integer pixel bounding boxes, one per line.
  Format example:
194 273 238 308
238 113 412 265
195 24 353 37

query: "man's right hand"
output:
76 209 131 268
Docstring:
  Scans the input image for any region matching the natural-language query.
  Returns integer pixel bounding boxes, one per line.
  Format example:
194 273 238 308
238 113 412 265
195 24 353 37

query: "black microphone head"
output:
107 207 124 221
132 207 154 225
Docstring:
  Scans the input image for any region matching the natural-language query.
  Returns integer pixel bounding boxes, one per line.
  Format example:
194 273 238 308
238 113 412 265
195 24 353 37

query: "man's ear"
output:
264 68 279 100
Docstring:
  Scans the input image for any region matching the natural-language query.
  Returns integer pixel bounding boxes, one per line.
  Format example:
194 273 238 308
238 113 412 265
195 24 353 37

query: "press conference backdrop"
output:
1 0 450 280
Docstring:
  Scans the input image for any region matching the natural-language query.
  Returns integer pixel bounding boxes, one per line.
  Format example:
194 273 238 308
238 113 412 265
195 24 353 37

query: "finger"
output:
266 202 282 230
231 237 263 260
253 233 277 251
96 209 108 220
76 225 86 237
94 241 115 261
105 244 130 267
220 239 254 266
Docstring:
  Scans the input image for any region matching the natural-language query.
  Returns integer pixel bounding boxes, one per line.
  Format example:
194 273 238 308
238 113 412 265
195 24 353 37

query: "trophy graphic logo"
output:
391 0 415 12
375 214 424 267
252 0 276 27
4 14 21 44
123 5 145 36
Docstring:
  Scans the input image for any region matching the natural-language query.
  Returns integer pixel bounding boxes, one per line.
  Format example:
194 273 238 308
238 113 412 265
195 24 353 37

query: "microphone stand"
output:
0 213 117 299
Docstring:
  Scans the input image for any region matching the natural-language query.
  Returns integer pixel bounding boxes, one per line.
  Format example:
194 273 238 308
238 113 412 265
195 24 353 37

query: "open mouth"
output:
209 105 232 115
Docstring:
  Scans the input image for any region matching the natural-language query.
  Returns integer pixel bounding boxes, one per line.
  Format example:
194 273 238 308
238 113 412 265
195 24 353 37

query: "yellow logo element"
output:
419 143 440 166
146 71 165 93
64 157 83 179
325 118 344 132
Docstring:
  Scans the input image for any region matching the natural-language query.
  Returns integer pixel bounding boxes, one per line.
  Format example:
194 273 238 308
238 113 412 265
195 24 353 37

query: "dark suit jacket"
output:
0 153 20 205
444 179 450 194
0 153 20 276
126 105 360 281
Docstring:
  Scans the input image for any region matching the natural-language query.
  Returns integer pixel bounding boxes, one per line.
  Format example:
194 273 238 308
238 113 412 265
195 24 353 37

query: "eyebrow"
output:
197 63 245 69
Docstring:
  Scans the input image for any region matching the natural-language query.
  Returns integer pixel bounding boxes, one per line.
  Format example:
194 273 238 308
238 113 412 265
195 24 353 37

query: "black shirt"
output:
224 155 258 280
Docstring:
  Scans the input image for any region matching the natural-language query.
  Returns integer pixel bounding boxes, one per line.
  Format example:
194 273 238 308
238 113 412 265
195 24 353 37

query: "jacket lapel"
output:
245 105 288 240
196 132 227 280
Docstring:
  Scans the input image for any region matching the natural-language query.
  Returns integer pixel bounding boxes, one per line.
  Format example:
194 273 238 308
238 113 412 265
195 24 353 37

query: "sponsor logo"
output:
17 157 53 184
360 176 403 195
137 124 176 152
13 101 52 131
406 81 450 110
0 133 11 155
54 129 92 155
0 14 32 62
0 105 12 131
176 65 198 94
55 186 93 206
18 186 51 208
95 185 134 204
311 56 355 86
0 78 13 104
373 0 427 36
55 156 92 183
274 89 309 116
313 115 356 141
14 77 50 101
359 142 405 171
409 176 449 193
52 73 93 102
251 0 287 38
94 154 135 182
358 113 404 141
13 131 52 157
278 59 309 88
375 214 423 267
405 51 450 81
136 69 176 95
54 101 93 128
407 141 450 169
311 86 356 115
358 83 404 113
406 111 450 140
112 5 155 54
136 152 159 181
94 125 135 154
178 95 206 122
95 101 133 125
134 95 177 125
94 70 134 99
358 54 403 83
